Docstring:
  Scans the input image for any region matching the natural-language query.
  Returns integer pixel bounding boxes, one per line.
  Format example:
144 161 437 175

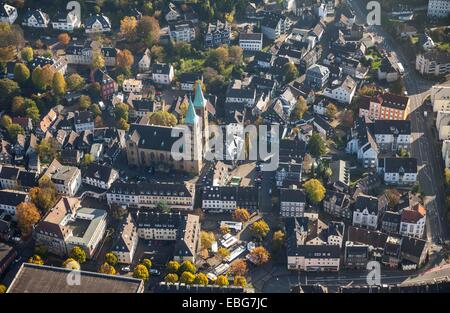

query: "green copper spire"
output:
185 97 198 125
193 81 206 109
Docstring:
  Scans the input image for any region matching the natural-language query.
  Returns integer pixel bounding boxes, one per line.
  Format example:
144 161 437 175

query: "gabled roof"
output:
85 14 111 29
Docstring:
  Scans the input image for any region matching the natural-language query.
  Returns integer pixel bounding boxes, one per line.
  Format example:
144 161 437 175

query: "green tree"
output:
29 185 56 213
36 138 59 163
0 114 12 128
156 200 171 213
69 246 87 264
179 260 196 274
0 78 20 108
233 208 250 222
291 96 308 120
304 179 326 204
32 66 54 91
28 254 44 265
99 262 116 275
62 258 80 270
167 260 180 274
326 103 338 121
67 73 85 91
114 102 129 121
272 230 285 251
0 284 7 293
81 153 94 166
105 252 118 266
26 106 40 122
164 273 179 283
137 16 161 47
142 258 152 270
180 271 196 284
117 118 129 131
307 132 327 157
92 51 105 69
250 220 270 240
133 264 149 281
79 95 92 111
21 47 33 62
14 63 30 85
52 72 66 96
6 123 24 141
147 110 177 127
215 275 229 286
233 276 247 287
218 247 230 259
194 273 209 285
283 62 299 83
200 231 215 250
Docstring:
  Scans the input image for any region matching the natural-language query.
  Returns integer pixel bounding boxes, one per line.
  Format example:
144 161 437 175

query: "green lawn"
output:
177 58 206 73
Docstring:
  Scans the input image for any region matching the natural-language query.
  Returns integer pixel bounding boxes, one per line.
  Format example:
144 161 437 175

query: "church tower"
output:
184 97 203 174
192 81 209 151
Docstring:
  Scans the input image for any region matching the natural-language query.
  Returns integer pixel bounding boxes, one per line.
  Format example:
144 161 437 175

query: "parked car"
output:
149 269 160 276
121 266 131 272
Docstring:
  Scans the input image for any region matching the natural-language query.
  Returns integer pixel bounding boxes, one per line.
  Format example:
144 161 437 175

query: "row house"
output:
371 120 412 153
416 50 450 77
377 52 404 82
322 75 356 105
261 13 291 40
205 20 231 48
106 181 195 211
169 21 196 42
111 213 139 264
359 93 410 121
431 85 450 112
123 79 143 93
279 187 306 218
400 203 426 238
22 8 50 28
74 111 95 133
377 157 418 186
34 197 107 258
50 164 82 196
91 69 118 99
0 2 18 24
239 33 264 51
346 117 379 168
202 186 259 213
152 63 174 85
85 14 112 33
178 72 203 91
135 211 199 263
65 44 117 67
0 190 29 217
323 189 351 220
52 11 81 31
82 162 118 190
352 194 386 230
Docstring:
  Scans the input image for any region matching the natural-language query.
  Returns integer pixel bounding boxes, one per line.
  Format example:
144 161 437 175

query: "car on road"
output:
121 266 131 272
149 269 161 276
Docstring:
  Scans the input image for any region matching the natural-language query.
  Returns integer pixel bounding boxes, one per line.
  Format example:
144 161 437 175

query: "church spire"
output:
193 81 206 109
185 97 198 125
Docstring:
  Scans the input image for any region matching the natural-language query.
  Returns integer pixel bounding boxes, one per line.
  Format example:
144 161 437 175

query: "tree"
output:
114 102 129 121
52 72 66 96
291 96 308 120
14 63 30 85
218 247 230 259
250 220 270 240
6 123 24 141
307 132 327 157
151 45 165 63
304 179 326 204
359 85 378 96
82 153 94 166
219 224 230 234
62 258 80 270
215 275 229 286
0 78 20 107
120 16 138 41
445 169 450 189
105 252 118 266
326 103 338 120
233 208 250 222
142 258 152 270
29 185 56 213
179 260 196 274
147 110 177 127
283 62 299 83
205 47 228 71
36 138 59 163
99 262 116 275
180 271 196 284
194 273 209 285
69 246 87 264
116 49 134 70
58 33 71 45
229 259 248 276
28 254 44 265
249 247 270 266
272 230 285 251
67 73 85 91
16 202 41 236
21 46 33 62
32 65 54 91
92 51 105 69
385 189 401 207
234 276 247 287
228 45 243 66
79 95 92 111
200 231 215 250
117 118 129 131
166 260 180 274
165 273 179 283
133 264 149 281
0 114 12 128
137 16 160 47
90 103 101 117
0 284 7 293
390 79 405 95
342 109 354 128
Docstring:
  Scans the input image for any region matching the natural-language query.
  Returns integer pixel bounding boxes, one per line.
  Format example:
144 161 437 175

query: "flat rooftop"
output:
8 263 144 293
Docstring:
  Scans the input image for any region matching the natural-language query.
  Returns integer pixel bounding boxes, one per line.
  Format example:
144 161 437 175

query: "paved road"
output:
350 0 448 248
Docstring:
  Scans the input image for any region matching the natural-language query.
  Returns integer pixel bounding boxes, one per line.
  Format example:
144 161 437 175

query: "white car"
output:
121 266 131 272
